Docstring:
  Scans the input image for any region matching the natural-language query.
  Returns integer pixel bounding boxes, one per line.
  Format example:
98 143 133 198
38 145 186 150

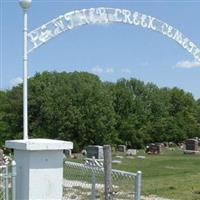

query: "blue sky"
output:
1 0 200 99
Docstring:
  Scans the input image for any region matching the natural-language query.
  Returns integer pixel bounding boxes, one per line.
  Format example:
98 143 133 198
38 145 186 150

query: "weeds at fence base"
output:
63 179 136 200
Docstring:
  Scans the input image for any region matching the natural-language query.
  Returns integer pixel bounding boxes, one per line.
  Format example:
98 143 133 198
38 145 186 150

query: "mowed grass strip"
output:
112 149 200 200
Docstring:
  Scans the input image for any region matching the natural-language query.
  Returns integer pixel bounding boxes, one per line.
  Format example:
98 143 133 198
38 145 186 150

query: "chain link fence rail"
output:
0 161 16 200
63 160 141 200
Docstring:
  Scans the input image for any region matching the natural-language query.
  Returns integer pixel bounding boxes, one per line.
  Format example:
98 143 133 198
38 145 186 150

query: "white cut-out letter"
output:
39 25 53 43
113 9 122 22
187 42 196 53
141 14 148 28
89 8 97 23
96 7 109 23
28 31 39 48
132 12 140 26
122 9 132 24
64 13 74 29
147 16 156 30
161 23 168 35
53 16 65 35
173 30 183 45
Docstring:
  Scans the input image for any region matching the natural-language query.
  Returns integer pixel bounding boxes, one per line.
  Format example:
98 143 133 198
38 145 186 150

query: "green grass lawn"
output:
112 149 200 200
65 149 200 200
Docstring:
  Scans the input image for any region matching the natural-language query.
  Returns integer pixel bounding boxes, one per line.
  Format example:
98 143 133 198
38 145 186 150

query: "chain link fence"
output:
0 166 5 200
63 159 141 200
0 162 16 200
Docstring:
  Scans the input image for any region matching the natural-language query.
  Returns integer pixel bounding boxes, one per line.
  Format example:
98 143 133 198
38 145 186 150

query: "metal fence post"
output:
11 160 16 200
135 171 142 200
5 165 9 200
91 157 96 200
2 166 6 200
103 145 112 200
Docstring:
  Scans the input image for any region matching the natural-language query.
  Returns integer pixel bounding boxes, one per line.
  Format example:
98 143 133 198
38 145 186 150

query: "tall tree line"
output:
0 71 200 151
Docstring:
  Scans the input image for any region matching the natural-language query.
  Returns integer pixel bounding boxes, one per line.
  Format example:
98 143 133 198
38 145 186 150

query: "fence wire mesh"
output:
0 166 5 200
0 162 16 200
63 160 139 200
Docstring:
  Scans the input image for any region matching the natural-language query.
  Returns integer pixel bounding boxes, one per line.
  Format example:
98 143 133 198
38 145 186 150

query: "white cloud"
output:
121 68 131 74
105 67 114 73
91 66 132 74
91 66 114 74
176 60 200 69
91 66 104 74
10 77 23 87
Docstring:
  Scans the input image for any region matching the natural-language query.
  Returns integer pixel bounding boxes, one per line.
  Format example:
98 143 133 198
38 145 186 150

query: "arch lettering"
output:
27 7 200 62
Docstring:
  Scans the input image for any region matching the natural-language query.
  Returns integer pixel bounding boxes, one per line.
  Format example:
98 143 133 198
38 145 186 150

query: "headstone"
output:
126 149 137 156
198 138 200 146
111 146 116 153
159 143 165 151
0 149 5 165
81 149 87 156
163 142 169 148
86 145 104 159
169 142 176 147
147 143 161 154
118 145 126 153
178 143 184 149
63 149 72 157
0 149 3 155
185 139 198 151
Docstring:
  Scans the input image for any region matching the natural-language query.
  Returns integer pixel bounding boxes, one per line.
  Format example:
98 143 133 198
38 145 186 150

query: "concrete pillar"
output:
5 139 73 200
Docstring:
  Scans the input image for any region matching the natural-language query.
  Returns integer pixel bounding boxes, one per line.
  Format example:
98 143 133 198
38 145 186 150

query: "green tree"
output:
1 71 200 150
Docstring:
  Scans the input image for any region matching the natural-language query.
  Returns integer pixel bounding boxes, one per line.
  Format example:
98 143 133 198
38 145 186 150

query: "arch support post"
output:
23 8 28 140
19 0 32 140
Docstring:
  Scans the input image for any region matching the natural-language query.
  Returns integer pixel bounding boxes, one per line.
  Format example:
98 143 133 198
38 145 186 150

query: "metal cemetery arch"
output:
21 6 200 139
28 7 200 62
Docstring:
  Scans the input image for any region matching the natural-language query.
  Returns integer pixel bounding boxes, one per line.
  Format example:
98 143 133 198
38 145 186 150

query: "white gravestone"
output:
126 149 137 156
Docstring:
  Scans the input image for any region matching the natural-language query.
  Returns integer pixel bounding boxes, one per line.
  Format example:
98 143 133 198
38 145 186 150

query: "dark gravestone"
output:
86 145 104 159
148 143 161 154
185 139 198 151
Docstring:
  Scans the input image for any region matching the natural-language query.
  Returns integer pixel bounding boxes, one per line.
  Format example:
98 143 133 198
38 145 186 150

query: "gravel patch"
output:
63 179 173 200
141 195 173 200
